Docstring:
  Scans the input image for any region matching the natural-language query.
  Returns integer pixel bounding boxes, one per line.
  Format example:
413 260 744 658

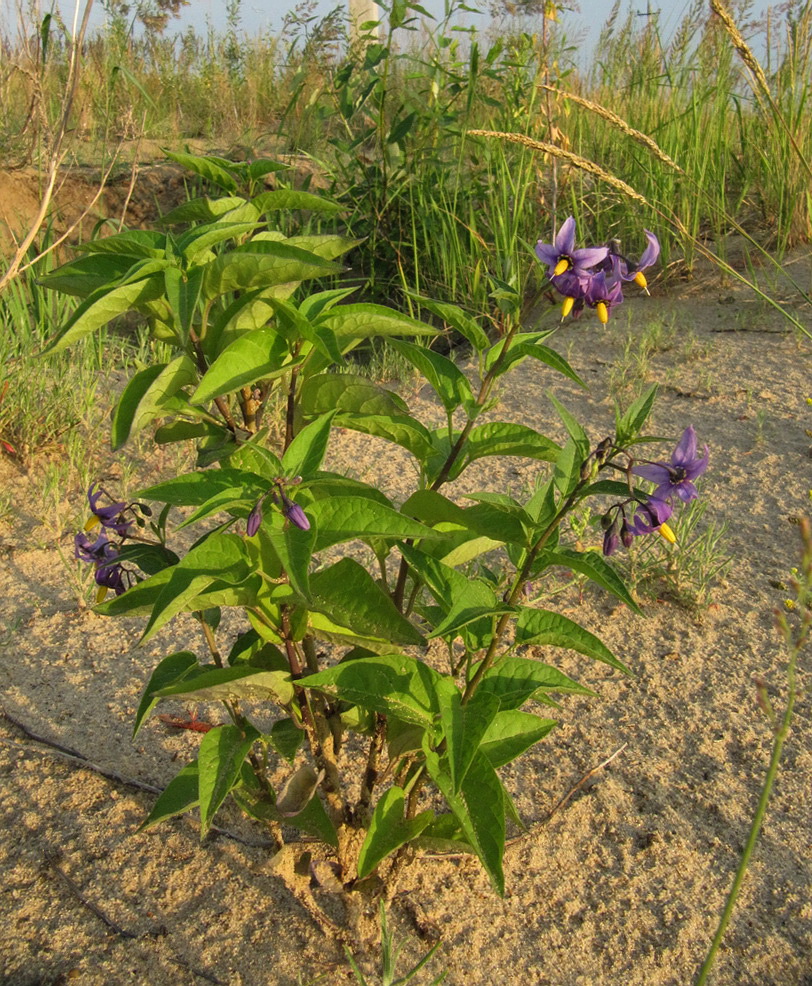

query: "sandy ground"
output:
2 255 812 984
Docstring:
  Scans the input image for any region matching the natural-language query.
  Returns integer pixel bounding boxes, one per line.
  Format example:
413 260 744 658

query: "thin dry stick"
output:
43 851 227 985
466 130 650 206
540 742 628 824
44 850 139 939
0 0 95 294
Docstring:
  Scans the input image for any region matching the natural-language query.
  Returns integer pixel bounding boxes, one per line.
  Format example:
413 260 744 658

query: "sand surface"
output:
1 264 811 985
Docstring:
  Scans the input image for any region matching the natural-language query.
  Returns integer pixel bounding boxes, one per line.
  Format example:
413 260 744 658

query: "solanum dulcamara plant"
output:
44 155 708 928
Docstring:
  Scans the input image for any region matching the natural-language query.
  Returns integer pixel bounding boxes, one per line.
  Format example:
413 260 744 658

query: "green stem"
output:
694 630 803 985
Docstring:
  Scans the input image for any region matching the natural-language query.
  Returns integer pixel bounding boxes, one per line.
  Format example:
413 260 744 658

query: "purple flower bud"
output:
281 493 310 531
246 501 263 537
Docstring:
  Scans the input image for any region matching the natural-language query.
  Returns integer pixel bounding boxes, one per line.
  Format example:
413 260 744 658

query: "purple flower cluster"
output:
535 217 660 324
74 483 142 599
602 426 709 556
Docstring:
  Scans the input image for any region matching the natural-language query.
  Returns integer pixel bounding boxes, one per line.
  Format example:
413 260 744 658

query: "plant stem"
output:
695 519 811 984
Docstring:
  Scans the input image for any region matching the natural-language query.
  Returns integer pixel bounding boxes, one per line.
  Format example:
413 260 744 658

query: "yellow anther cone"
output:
561 296 575 320
658 523 677 544
553 258 570 276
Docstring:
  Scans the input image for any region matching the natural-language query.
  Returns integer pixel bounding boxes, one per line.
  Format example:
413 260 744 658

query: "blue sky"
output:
1 0 774 58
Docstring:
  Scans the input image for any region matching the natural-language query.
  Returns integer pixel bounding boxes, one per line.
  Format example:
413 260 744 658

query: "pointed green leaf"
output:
331 412 436 461
191 325 295 404
43 274 165 353
310 558 424 646
139 760 199 832
163 149 238 192
299 373 408 418
202 243 340 298
388 339 474 414
133 651 199 738
475 656 593 710
283 410 336 478
404 293 490 351
252 189 342 214
308 496 439 552
112 355 198 449
141 532 254 643
357 787 434 878
198 724 256 837
479 710 557 768
515 607 629 672
303 654 455 727
156 665 294 705
542 547 642 613
319 304 438 341
423 745 505 894
439 689 500 792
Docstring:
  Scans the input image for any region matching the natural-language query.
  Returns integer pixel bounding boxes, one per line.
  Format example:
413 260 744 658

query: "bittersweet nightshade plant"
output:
46 150 715 938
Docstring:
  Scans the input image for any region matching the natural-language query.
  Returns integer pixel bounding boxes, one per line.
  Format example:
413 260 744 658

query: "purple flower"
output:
584 266 624 324
611 230 660 291
74 531 128 597
86 482 131 536
633 427 709 503
626 496 674 536
535 216 609 286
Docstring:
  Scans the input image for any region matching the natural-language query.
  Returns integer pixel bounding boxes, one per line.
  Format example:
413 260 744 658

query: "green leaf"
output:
308 496 439 552
299 373 408 418
399 545 498 651
331 412 436 461
404 293 490 351
357 787 434 878
202 242 340 299
112 355 198 449
542 548 642 613
141 532 254 643
139 760 200 832
310 558 424 646
137 468 268 506
76 229 167 259
490 339 585 386
475 656 593 710
191 325 295 404
252 189 342 214
515 607 629 672
423 745 505 894
133 651 199 738
388 339 474 414
268 719 304 762
319 304 438 341
479 710 557 768
616 383 658 445
43 274 165 353
282 410 337 478
156 665 294 705
198 724 256 837
439 689 500 792
303 654 455 728
549 392 590 456
458 422 559 477
163 149 238 192
39 251 137 296
261 521 315 602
